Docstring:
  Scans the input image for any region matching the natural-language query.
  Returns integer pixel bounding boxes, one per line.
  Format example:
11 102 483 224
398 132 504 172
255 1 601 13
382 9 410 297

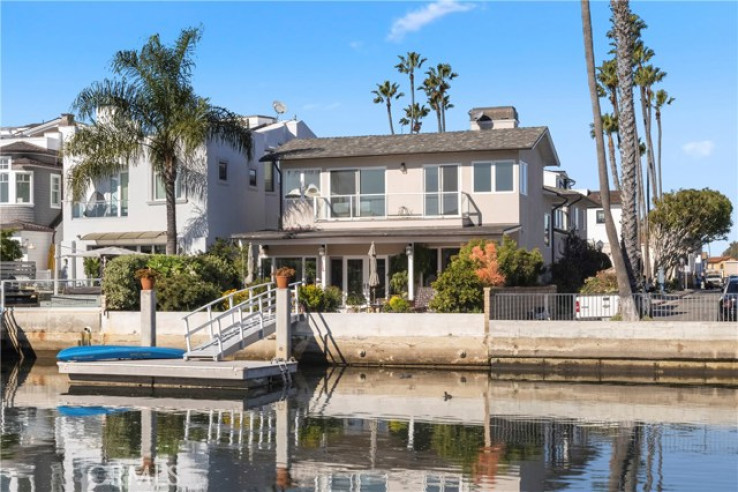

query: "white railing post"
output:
184 318 192 352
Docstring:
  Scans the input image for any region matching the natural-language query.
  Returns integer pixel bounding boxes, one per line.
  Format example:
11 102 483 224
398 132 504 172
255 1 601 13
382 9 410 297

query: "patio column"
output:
406 244 414 302
318 244 327 288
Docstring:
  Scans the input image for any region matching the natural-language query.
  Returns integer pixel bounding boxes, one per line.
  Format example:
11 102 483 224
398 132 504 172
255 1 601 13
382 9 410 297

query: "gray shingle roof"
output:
263 127 549 161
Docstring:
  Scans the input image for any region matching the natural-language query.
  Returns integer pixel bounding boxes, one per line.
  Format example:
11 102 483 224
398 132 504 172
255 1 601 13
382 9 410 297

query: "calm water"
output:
1 361 737 492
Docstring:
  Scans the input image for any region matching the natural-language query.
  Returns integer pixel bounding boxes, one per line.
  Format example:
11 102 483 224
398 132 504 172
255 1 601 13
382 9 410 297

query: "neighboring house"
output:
62 116 315 278
0 114 78 277
579 190 623 260
543 169 595 264
233 106 563 303
706 256 738 280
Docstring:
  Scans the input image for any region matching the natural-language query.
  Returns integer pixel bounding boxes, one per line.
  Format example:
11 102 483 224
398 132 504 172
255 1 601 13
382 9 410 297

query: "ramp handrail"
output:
183 285 276 354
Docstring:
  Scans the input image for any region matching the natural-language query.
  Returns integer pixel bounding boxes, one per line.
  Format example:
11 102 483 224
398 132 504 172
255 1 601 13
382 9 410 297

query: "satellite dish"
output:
285 187 302 199
304 183 321 198
273 100 287 119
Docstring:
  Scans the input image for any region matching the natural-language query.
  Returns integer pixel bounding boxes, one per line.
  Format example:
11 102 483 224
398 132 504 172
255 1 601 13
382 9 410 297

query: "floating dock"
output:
58 358 297 389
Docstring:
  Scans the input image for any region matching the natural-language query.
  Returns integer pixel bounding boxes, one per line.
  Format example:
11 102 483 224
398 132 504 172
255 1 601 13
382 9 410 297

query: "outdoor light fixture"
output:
318 244 326 256
405 244 413 256
400 162 407 174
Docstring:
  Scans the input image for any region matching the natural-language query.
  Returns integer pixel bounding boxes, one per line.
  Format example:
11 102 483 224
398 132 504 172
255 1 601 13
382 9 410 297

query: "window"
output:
520 162 528 196
0 158 33 206
425 165 458 216
249 168 257 187
473 161 515 193
573 207 580 230
596 209 605 224
284 169 320 198
50 175 61 208
153 172 183 201
0 157 10 170
15 173 31 203
0 174 7 203
329 168 384 218
218 161 228 182
544 213 551 246
264 162 274 192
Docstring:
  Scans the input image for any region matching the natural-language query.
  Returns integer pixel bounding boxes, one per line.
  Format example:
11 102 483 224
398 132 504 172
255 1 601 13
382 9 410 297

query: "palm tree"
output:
611 0 642 292
597 58 620 121
399 103 430 133
424 63 457 132
590 114 621 191
653 89 674 200
395 52 427 131
420 74 443 132
372 81 404 135
580 0 635 319
64 27 252 255
635 61 665 204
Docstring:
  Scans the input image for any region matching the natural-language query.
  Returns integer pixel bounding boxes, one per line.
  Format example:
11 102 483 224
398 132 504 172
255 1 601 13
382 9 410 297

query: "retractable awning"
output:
80 231 166 245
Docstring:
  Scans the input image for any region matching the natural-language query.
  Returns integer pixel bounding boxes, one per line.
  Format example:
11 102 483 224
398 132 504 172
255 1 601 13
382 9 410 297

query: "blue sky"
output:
2 1 736 253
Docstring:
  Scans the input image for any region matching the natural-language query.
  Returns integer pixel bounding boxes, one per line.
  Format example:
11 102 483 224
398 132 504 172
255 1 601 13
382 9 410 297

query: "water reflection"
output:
1 360 737 491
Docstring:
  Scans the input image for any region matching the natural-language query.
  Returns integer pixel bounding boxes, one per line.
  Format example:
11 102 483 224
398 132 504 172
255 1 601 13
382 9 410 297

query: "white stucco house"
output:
233 106 581 304
0 114 79 278
62 115 315 278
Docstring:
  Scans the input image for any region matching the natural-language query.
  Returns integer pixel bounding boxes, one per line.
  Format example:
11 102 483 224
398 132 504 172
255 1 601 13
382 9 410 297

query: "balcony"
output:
284 192 480 225
71 198 128 219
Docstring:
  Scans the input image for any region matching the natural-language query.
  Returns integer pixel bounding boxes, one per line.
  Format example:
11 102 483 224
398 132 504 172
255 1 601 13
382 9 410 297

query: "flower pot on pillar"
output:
274 267 296 289
140 277 155 290
276 276 289 289
134 267 160 291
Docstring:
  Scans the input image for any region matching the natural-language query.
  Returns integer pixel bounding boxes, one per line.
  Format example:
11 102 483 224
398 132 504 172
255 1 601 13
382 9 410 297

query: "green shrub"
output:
156 273 221 312
389 270 408 295
193 254 239 292
579 269 618 294
346 291 366 306
550 232 612 293
83 257 101 279
0 229 22 261
497 236 543 286
384 295 412 313
323 286 342 312
103 255 149 310
429 257 484 313
298 284 341 312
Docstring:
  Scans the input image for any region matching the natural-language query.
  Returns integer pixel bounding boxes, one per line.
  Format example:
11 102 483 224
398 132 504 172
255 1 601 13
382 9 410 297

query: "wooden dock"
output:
58 358 297 389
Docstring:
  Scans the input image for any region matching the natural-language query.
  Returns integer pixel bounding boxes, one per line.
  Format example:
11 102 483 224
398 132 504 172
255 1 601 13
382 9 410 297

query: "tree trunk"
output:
581 0 635 320
607 132 621 191
409 72 416 130
435 107 442 133
164 157 178 255
612 0 642 295
640 86 658 203
656 110 663 199
386 101 395 135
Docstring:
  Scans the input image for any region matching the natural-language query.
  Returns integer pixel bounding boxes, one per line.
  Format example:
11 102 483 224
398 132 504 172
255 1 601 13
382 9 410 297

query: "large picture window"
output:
473 161 515 193
425 165 458 216
329 169 384 218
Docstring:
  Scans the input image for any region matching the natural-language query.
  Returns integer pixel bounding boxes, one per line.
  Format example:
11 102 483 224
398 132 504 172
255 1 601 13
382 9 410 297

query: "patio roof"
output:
80 231 166 244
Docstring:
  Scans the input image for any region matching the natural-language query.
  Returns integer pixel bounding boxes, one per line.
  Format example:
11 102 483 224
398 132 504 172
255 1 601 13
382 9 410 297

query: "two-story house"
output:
0 114 79 277
62 116 315 279
543 169 595 264
233 106 563 303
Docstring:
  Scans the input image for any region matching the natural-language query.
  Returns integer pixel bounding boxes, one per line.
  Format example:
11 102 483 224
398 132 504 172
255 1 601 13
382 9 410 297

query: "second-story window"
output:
473 161 515 193
50 174 61 208
425 165 458 216
15 173 32 204
329 169 384 218
264 162 274 192
153 172 184 201
0 158 34 205
219 161 228 182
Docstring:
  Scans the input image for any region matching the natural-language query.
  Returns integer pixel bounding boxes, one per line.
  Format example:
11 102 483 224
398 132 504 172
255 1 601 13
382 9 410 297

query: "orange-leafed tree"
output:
469 243 506 287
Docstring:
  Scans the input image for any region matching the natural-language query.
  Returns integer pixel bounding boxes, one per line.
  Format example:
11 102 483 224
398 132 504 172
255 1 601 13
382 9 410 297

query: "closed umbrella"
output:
245 242 255 284
368 242 379 304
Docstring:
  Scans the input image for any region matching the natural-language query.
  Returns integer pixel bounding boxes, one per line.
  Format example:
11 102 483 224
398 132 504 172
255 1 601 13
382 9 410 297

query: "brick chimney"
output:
59 113 75 126
469 106 519 130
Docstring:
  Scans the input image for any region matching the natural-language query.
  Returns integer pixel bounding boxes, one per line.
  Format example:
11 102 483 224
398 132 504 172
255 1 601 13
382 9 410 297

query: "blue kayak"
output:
57 345 185 362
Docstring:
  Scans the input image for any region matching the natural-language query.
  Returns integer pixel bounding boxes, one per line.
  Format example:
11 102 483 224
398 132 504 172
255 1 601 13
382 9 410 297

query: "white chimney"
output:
469 106 519 130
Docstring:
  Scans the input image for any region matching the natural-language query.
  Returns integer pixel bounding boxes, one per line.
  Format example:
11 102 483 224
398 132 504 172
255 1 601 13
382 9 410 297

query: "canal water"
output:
1 360 736 491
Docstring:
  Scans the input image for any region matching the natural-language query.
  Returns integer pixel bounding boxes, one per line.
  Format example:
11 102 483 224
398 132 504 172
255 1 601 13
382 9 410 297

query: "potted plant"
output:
134 267 160 290
274 266 295 289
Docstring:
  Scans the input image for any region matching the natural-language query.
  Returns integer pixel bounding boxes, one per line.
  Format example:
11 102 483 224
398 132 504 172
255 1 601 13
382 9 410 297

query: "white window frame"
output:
0 156 10 170
0 173 8 204
285 168 322 197
472 160 517 194
327 167 386 219
13 171 33 205
423 163 460 217
152 172 184 201
50 174 62 209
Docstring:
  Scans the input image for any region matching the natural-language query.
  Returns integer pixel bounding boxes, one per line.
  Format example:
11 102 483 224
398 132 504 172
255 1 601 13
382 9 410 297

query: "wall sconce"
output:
259 245 269 257
405 243 413 256
400 162 407 174
318 244 326 256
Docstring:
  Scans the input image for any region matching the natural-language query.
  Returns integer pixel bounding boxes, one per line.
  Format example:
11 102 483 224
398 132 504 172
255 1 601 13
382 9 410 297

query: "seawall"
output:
4 307 737 380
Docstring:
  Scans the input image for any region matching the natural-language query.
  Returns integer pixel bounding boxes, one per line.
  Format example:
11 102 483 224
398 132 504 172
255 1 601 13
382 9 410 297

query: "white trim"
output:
50 174 62 209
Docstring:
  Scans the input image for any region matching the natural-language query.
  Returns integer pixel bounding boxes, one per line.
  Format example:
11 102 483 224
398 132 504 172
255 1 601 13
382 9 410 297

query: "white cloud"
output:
682 140 715 158
387 0 475 42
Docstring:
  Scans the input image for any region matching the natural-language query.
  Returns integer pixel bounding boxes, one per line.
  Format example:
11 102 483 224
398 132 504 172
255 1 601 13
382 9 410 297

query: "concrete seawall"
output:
5 308 738 379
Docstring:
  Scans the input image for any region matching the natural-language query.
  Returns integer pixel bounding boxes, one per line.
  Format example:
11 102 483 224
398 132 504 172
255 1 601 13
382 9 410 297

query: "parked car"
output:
704 272 724 289
718 278 738 321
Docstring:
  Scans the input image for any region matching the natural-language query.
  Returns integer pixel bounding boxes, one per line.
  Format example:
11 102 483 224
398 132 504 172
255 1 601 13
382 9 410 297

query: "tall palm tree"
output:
395 52 427 131
64 27 252 255
590 114 621 191
372 81 404 135
399 103 430 133
580 0 635 319
597 58 620 121
427 63 457 132
611 0 642 292
635 62 665 204
420 74 443 132
653 89 674 199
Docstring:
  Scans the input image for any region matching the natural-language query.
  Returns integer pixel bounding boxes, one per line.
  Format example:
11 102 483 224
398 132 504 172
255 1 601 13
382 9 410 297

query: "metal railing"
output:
285 191 478 222
71 198 128 218
490 292 726 322
1 277 103 312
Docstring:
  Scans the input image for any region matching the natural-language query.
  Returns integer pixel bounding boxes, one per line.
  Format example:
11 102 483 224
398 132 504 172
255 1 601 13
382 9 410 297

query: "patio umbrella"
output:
245 242 255 284
368 242 380 303
67 246 146 258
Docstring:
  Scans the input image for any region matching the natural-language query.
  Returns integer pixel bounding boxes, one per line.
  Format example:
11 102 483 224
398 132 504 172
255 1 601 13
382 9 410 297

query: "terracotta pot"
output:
276 275 289 289
140 276 155 290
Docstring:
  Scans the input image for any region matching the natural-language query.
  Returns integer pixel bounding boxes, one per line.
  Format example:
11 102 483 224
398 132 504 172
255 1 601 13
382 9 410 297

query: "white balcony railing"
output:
71 198 128 218
284 192 480 223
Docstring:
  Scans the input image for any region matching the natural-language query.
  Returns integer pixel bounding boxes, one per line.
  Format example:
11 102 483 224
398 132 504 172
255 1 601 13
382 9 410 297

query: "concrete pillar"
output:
141 290 157 347
407 245 415 302
70 240 77 281
140 409 157 475
275 287 291 360
275 400 292 489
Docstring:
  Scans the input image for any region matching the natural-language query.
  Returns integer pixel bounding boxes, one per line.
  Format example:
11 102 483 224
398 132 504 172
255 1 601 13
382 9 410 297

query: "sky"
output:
1 1 736 254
